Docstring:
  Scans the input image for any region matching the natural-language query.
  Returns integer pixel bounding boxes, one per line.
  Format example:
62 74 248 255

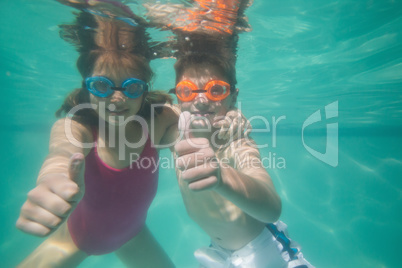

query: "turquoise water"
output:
1 0 401 267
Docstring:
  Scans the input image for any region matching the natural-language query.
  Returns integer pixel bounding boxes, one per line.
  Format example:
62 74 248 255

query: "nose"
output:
193 93 209 109
110 91 126 103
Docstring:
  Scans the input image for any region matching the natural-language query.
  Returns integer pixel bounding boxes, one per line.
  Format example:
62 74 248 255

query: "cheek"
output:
213 99 232 116
90 95 105 114
90 94 109 106
128 97 143 112
89 95 100 113
212 103 224 114
89 95 117 124
89 94 96 104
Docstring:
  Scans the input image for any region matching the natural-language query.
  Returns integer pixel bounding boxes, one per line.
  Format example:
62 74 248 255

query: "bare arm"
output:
16 118 92 236
37 119 91 178
214 139 281 223
158 104 180 150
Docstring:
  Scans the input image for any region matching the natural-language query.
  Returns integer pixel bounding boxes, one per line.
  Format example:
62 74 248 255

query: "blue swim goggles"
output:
85 76 148 98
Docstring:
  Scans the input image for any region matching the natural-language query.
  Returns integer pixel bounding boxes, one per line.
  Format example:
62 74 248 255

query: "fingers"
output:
178 111 192 141
67 153 85 202
50 179 82 203
16 166 83 237
19 200 63 230
213 116 231 140
180 158 220 191
222 118 240 140
16 190 72 237
176 147 216 170
174 138 210 157
213 113 240 140
68 153 85 182
28 186 73 217
176 111 222 191
177 147 220 192
181 160 219 183
16 217 52 237
40 172 82 203
188 176 220 191
178 111 191 132
213 109 252 141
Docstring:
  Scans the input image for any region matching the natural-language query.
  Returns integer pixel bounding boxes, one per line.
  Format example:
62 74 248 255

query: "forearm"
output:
37 119 90 183
37 155 73 183
215 164 281 223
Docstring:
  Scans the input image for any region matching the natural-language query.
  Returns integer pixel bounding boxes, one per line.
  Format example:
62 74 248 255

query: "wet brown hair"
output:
173 33 238 91
56 12 171 126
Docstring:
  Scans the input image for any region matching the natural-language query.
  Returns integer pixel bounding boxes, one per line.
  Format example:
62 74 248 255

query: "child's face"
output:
89 68 145 126
178 64 236 130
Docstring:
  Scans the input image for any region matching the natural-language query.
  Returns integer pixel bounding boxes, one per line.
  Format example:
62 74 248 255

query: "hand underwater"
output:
175 111 222 191
16 153 85 236
213 107 252 141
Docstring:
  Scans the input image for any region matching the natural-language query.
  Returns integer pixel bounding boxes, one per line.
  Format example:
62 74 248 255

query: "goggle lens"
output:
124 81 146 97
175 80 230 102
207 82 230 101
91 80 110 94
176 81 196 101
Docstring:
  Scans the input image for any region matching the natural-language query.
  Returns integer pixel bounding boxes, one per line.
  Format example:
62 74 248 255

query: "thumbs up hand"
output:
174 112 222 191
16 153 85 237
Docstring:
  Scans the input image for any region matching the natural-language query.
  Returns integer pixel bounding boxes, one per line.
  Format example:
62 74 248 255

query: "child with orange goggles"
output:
173 80 231 102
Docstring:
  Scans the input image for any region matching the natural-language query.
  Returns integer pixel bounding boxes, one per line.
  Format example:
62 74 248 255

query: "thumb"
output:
178 111 193 141
68 153 85 186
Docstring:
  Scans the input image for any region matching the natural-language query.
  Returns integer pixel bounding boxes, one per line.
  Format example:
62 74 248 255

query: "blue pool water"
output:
1 0 401 267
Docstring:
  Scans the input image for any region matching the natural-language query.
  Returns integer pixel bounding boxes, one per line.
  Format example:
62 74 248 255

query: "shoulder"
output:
153 104 180 148
153 103 180 128
159 103 180 119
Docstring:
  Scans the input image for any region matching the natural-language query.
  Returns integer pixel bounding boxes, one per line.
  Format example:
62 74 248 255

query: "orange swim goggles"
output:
175 80 231 102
